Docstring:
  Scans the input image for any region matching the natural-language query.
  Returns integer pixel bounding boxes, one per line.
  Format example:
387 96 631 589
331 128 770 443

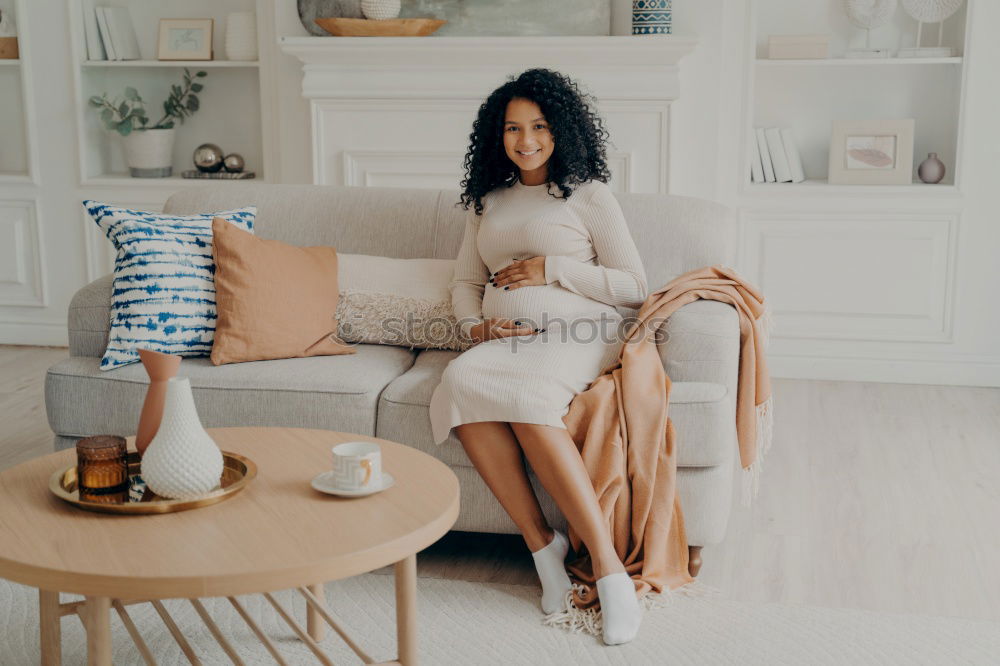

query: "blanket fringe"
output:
740 394 774 508
541 578 723 637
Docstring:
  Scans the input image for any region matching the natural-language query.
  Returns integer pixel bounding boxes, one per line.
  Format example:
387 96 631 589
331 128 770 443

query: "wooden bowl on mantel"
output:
314 17 447 37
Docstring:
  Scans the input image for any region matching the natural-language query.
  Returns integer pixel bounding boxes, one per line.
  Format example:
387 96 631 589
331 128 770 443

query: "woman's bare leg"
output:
454 421 554 553
509 422 626 580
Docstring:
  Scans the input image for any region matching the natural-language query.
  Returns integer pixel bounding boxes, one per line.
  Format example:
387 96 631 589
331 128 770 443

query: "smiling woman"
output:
428 68 650 646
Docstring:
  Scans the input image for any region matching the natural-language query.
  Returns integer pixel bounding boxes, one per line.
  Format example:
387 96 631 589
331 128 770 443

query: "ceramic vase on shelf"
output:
224 11 258 61
361 0 401 20
917 152 946 183
140 377 224 499
122 127 175 178
632 0 672 35
135 348 181 457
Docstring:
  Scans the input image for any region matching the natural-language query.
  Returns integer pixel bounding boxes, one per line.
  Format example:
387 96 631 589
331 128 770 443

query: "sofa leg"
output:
687 546 703 577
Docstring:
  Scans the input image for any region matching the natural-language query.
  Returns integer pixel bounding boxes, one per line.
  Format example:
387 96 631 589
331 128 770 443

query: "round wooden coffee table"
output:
0 426 460 665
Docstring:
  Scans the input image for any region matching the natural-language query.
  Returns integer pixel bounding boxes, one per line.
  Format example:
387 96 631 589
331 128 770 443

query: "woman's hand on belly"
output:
491 256 546 291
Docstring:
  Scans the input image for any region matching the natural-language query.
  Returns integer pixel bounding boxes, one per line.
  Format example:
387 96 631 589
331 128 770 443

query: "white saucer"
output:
311 471 395 497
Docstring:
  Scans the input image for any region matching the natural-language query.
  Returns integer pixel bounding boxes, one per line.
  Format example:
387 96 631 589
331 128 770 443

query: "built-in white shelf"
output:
82 173 263 188
0 59 20 67
81 60 259 68
743 178 960 196
0 173 33 184
756 57 963 67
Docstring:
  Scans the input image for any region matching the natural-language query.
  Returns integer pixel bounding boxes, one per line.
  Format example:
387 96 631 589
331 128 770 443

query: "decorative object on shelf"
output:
767 34 830 59
632 0 671 35
135 349 182 457
750 126 806 184
898 0 964 58
0 9 18 59
828 118 915 185
917 152 946 183
158 18 214 61
223 153 245 172
181 170 256 179
843 0 897 58
362 0 402 20
82 201 256 370
298 0 364 36
95 6 141 61
140 377 225 500
225 11 258 61
314 17 446 36
75 435 130 504
193 143 225 172
87 68 208 177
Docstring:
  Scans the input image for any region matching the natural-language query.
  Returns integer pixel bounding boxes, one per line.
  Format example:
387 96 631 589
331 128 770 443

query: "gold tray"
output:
49 450 256 515
314 17 447 37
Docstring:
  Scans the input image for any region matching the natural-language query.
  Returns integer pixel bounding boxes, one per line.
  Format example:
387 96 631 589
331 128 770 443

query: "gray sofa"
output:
45 183 739 551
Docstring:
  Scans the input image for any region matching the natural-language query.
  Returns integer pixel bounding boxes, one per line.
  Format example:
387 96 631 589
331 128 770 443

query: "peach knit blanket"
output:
545 264 773 636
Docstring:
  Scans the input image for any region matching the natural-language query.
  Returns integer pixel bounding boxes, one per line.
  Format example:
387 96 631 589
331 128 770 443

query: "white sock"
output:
596 571 643 645
530 529 572 614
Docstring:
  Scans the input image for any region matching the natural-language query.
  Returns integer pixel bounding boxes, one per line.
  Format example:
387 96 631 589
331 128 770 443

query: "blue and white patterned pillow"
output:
82 201 257 371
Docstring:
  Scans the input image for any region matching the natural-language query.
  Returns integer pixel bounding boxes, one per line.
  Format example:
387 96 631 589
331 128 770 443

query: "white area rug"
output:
1 573 998 665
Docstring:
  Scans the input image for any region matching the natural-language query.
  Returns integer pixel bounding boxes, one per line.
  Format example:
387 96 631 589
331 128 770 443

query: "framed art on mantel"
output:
828 118 915 185
158 19 214 61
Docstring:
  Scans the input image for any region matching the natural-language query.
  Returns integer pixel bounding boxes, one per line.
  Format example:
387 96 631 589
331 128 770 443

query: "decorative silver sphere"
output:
223 153 245 173
193 143 224 173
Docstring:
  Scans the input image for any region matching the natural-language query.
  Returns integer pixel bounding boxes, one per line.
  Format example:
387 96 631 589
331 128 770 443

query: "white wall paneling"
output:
0 200 46 307
741 211 957 343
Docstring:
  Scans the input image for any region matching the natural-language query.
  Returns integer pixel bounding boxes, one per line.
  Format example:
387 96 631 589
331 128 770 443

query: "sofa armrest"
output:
656 299 740 399
68 274 113 358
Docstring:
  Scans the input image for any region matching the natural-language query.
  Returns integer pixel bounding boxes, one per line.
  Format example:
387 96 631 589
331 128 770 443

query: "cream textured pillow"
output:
335 253 475 352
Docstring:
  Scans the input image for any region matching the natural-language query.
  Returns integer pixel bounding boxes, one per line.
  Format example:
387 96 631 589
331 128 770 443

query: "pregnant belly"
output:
481 283 619 329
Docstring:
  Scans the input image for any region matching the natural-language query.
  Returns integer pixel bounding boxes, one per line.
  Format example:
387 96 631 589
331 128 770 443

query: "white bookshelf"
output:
67 0 274 188
0 0 36 182
742 0 970 193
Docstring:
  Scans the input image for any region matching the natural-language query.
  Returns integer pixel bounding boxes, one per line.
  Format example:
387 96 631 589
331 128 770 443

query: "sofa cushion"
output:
377 348 734 468
81 201 257 370
46 344 417 440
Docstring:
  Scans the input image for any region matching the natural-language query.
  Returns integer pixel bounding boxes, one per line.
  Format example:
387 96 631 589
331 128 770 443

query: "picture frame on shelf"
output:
157 19 213 61
828 118 915 185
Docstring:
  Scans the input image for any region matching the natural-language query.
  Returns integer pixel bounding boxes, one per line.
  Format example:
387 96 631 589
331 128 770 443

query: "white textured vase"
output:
140 377 224 499
361 0 401 20
224 12 258 61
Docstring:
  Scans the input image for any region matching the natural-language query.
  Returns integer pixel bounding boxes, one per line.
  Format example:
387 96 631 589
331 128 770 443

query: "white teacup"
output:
331 441 382 491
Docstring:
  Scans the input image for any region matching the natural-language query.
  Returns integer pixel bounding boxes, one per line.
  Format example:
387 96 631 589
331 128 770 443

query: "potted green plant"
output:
88 68 207 178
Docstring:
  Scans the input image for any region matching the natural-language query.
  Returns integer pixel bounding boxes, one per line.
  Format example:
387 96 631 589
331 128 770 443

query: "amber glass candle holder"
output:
76 435 130 504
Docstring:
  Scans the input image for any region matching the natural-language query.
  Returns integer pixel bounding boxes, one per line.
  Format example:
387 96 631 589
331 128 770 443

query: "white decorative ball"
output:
844 0 898 30
361 0 401 20
900 0 964 23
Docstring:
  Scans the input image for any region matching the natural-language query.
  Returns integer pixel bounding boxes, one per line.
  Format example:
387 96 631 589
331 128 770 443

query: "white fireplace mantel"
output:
279 35 698 99
277 35 699 191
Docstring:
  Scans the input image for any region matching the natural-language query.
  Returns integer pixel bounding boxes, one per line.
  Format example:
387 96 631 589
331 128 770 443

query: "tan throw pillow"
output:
335 253 475 352
210 217 356 365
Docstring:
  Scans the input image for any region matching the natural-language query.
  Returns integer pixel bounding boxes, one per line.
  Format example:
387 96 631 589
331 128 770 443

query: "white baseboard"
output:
770 354 1000 388
0 321 69 347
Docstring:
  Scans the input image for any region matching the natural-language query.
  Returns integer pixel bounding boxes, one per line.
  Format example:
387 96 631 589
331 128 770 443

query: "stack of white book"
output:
83 3 141 61
750 126 806 184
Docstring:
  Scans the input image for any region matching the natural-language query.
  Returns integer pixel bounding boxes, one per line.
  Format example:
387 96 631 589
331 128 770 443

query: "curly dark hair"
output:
457 67 614 216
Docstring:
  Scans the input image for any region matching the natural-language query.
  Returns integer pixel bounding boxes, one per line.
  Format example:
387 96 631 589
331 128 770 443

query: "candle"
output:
76 435 129 504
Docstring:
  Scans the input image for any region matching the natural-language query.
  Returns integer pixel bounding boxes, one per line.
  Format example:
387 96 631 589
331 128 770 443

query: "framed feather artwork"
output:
828 118 915 185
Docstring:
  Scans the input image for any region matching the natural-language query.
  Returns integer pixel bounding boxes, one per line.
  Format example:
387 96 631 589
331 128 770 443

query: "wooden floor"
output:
3 345 998 623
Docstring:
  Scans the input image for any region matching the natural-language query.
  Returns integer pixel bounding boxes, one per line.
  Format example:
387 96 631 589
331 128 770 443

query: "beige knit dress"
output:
428 178 649 445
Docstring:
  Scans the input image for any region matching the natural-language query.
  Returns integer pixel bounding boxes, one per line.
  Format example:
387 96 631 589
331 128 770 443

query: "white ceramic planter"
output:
140 377 224 499
122 127 175 178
